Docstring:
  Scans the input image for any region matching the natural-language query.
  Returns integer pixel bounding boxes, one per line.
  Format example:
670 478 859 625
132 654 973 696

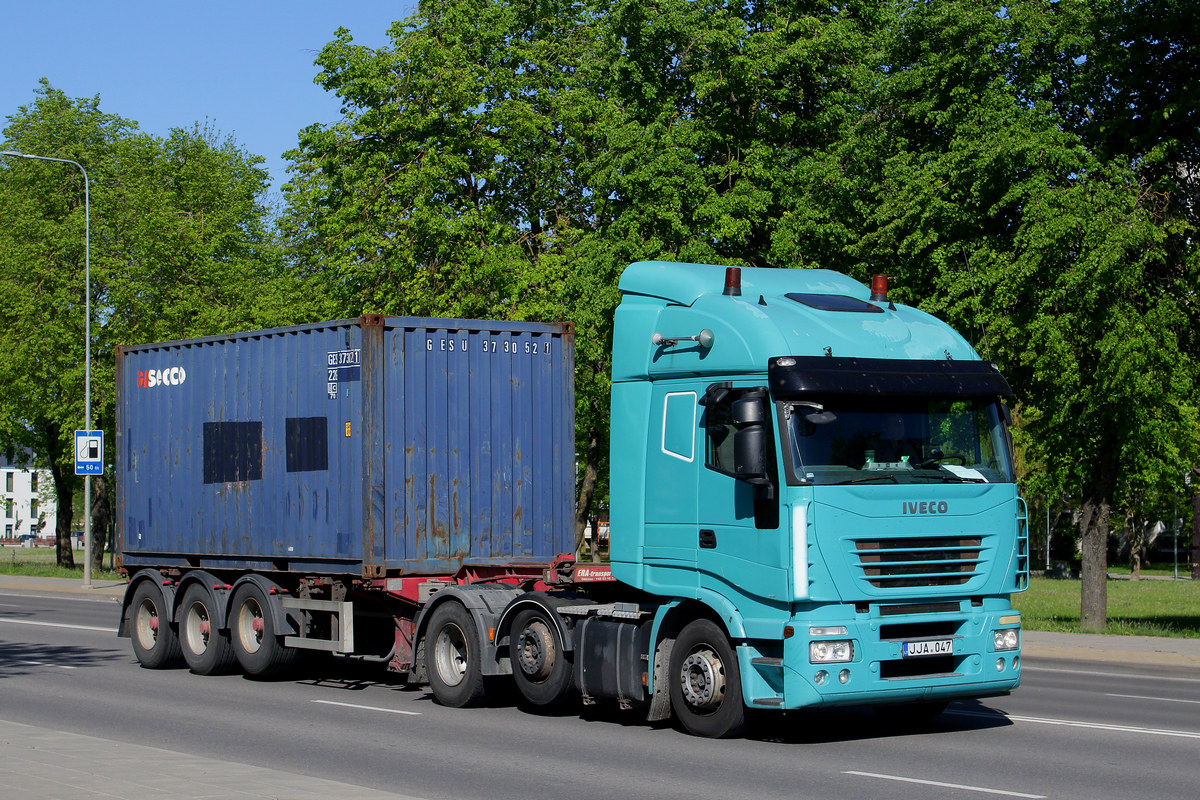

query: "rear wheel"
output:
229 582 296 677
129 581 183 669
510 607 574 707
178 584 237 675
669 618 746 738
425 603 486 708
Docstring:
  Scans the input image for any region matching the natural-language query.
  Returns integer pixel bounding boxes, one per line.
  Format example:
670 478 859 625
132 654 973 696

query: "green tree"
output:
1 81 303 568
282 1 625 548
283 0 1200 611
816 0 1200 629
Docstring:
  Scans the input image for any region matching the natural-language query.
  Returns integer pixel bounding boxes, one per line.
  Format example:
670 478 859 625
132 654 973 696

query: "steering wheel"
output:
917 452 968 468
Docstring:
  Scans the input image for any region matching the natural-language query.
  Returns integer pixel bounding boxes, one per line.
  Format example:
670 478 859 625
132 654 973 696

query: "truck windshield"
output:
783 398 1015 485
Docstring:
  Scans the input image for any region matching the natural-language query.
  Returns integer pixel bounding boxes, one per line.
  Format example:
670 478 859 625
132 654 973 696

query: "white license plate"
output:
902 638 953 658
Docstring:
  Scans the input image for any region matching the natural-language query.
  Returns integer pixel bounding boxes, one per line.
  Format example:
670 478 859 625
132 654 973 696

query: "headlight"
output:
810 640 853 663
993 628 1019 651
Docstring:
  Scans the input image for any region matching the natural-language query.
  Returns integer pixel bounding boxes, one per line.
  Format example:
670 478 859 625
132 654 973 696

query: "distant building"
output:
1 448 56 542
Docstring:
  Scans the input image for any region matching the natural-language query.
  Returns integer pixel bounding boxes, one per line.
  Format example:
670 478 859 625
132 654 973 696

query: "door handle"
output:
699 529 717 549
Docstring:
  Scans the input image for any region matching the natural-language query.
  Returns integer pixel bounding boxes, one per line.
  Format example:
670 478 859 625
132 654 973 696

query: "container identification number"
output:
426 337 551 356
327 348 362 399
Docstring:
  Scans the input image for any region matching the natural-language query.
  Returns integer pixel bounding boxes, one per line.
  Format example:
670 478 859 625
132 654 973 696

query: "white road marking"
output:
17 660 77 670
844 770 1046 798
953 709 1200 739
0 591 121 604
1023 665 1200 684
1105 693 1200 706
312 700 421 716
0 617 115 633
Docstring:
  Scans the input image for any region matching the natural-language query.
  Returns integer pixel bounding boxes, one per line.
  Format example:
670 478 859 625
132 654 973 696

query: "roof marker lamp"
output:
869 274 889 302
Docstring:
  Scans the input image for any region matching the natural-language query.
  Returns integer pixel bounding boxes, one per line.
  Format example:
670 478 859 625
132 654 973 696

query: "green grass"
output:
1015 575 1200 638
0 545 123 581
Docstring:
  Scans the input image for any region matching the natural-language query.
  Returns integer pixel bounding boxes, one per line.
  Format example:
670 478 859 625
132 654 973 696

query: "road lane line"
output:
1105 693 1200 705
0 617 115 633
17 660 77 670
953 709 1200 739
844 770 1045 798
1023 665 1200 684
0 591 121 604
312 700 421 716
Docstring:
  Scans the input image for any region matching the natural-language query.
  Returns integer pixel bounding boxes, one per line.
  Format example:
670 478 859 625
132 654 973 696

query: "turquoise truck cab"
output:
609 261 1028 731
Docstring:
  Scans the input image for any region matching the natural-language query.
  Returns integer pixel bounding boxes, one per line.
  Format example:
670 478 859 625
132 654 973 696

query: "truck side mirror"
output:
732 389 770 487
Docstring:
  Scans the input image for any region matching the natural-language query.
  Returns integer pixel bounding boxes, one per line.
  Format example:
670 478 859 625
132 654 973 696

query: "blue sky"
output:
2 1 418 197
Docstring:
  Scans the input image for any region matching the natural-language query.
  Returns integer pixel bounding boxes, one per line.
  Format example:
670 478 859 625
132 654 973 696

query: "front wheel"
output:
669 618 746 738
425 603 487 708
129 581 183 669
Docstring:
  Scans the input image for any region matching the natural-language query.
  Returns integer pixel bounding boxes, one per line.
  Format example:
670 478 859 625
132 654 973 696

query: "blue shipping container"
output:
116 315 576 577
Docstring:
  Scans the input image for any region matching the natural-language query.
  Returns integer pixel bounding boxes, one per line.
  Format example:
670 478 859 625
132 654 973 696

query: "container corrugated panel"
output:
116 316 576 577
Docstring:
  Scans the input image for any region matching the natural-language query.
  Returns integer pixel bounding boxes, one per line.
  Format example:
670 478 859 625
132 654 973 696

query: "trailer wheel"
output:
129 581 183 669
178 584 237 675
425 603 486 708
230 583 296 677
510 607 574 707
669 618 746 738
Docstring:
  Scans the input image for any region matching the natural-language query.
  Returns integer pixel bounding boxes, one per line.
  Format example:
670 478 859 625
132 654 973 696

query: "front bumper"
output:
741 600 1022 710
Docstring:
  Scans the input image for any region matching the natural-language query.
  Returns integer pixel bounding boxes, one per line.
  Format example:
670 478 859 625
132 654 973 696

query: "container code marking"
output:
327 349 362 399
426 337 552 355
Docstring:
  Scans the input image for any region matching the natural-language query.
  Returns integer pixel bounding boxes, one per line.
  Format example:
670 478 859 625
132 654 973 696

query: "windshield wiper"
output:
834 474 899 485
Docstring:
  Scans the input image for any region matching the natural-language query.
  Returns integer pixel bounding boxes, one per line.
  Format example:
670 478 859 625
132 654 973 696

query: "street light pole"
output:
1 150 93 589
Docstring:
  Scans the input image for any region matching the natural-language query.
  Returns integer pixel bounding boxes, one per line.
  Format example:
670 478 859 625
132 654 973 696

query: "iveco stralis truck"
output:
117 261 1027 738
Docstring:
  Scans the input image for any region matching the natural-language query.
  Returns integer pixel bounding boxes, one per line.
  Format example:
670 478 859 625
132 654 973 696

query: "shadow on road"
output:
0 640 126 675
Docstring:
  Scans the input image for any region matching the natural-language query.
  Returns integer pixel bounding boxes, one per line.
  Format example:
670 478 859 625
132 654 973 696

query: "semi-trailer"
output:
117 260 1027 737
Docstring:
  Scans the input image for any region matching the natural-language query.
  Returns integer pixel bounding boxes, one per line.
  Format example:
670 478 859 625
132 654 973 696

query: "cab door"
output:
695 385 790 624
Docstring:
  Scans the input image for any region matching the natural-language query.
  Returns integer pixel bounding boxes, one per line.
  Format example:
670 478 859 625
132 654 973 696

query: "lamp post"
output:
1 150 93 589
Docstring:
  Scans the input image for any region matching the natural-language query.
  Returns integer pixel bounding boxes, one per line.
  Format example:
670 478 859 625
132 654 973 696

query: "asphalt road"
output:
2 581 1198 800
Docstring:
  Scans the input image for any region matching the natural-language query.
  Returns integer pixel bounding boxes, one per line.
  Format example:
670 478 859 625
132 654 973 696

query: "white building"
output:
1 449 56 542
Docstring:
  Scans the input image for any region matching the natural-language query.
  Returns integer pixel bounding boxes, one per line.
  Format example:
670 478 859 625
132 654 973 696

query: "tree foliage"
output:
0 81 305 567
283 1 1199 621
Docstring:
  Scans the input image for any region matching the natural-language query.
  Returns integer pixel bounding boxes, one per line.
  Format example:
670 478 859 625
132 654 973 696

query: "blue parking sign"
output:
75 430 103 475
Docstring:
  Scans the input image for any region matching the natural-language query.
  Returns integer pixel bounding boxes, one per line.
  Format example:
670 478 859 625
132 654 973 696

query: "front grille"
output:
879 602 961 616
855 536 983 589
880 621 962 640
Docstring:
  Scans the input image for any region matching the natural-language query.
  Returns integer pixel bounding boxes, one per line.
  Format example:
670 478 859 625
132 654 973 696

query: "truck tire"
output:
129 581 183 669
229 582 296 677
669 618 746 738
425 603 486 708
178 584 237 675
510 607 575 707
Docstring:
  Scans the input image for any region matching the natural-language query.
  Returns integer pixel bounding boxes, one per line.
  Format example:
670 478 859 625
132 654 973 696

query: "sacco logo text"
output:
137 367 187 388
